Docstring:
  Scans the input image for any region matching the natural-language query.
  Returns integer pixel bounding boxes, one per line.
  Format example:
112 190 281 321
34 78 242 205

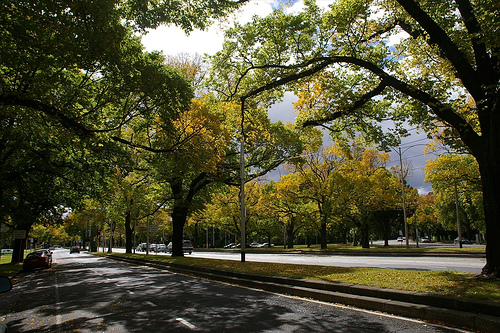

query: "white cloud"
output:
141 1 275 56
141 1 335 56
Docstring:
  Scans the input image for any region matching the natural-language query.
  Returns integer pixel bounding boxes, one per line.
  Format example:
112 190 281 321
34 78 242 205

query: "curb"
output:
104 255 499 333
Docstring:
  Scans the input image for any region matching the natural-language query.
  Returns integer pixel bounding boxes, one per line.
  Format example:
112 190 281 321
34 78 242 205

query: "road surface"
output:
1 249 469 332
114 248 485 273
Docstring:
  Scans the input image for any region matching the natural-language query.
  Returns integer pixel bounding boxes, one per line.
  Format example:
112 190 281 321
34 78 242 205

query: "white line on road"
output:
176 317 196 329
143 301 157 307
54 272 62 327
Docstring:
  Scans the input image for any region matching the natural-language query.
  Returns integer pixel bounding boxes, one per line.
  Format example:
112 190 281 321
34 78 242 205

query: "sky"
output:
141 0 436 194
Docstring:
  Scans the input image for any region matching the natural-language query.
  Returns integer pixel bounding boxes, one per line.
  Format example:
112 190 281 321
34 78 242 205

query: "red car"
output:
23 250 53 271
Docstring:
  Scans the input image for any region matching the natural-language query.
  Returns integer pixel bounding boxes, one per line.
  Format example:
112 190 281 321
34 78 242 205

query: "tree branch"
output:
1 95 92 137
395 0 482 99
111 136 175 153
303 80 388 127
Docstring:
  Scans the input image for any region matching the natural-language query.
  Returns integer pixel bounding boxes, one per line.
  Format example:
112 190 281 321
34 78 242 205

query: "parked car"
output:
259 243 274 248
1 249 13 254
0 276 12 293
136 243 147 252
156 244 166 252
249 242 262 248
23 249 53 270
0 276 12 333
70 246 80 254
397 237 406 242
167 240 194 254
454 237 470 244
421 237 430 243
182 240 194 254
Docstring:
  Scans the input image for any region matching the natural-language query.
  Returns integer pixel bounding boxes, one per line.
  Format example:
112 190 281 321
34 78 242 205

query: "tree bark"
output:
171 205 188 257
477 154 500 277
286 217 295 249
320 219 327 250
125 204 133 253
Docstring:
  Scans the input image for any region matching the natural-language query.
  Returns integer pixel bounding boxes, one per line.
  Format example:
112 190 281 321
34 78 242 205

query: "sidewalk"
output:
104 254 500 333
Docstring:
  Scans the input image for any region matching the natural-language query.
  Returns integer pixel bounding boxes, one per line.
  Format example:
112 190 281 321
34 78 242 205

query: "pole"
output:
108 220 113 253
399 147 409 249
414 213 419 248
240 100 246 262
146 215 150 255
206 228 209 248
85 220 88 251
133 214 136 254
454 183 463 248
89 220 92 252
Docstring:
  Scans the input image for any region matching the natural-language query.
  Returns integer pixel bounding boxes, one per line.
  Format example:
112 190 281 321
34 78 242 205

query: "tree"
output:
208 0 500 276
1 0 249 259
264 175 315 249
288 146 347 249
142 97 302 256
424 153 484 241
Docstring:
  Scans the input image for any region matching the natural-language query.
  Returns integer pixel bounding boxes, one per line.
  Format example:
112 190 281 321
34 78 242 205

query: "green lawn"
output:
0 254 22 276
102 252 499 303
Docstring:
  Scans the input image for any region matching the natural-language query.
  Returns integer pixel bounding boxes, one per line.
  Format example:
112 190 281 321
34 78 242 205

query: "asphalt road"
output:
115 248 485 274
1 249 469 332
189 251 485 273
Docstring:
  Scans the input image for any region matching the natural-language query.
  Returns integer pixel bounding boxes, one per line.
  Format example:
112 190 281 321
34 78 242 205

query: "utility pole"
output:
454 183 463 248
399 147 409 249
239 98 247 262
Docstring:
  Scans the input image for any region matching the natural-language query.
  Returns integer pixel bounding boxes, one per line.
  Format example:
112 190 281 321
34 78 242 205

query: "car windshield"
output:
26 251 44 258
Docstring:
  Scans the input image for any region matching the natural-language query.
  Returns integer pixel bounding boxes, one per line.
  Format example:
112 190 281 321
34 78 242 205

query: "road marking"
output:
176 317 196 329
126 290 135 295
143 301 157 307
54 272 62 327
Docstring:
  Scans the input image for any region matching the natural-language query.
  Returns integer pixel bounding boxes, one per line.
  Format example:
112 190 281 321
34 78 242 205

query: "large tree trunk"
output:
171 205 188 257
360 224 370 249
10 204 35 263
125 206 133 253
477 156 500 277
11 238 27 264
286 217 295 249
320 219 327 249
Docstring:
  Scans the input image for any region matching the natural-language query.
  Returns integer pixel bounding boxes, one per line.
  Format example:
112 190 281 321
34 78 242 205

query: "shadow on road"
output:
2 252 449 332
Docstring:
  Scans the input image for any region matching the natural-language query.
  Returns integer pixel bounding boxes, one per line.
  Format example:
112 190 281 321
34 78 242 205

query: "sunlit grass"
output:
0 254 11 265
0 254 22 276
102 252 499 303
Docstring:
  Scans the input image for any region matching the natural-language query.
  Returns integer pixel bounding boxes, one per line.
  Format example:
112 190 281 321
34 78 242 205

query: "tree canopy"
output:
207 0 500 276
0 0 248 261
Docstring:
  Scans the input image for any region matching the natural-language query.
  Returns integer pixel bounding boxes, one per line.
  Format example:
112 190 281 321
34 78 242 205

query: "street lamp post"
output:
239 98 247 262
454 183 463 248
392 143 427 249
240 121 246 262
398 147 410 249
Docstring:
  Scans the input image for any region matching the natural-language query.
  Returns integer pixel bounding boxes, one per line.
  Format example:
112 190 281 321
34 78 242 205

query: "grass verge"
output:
101 252 499 303
0 254 22 276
